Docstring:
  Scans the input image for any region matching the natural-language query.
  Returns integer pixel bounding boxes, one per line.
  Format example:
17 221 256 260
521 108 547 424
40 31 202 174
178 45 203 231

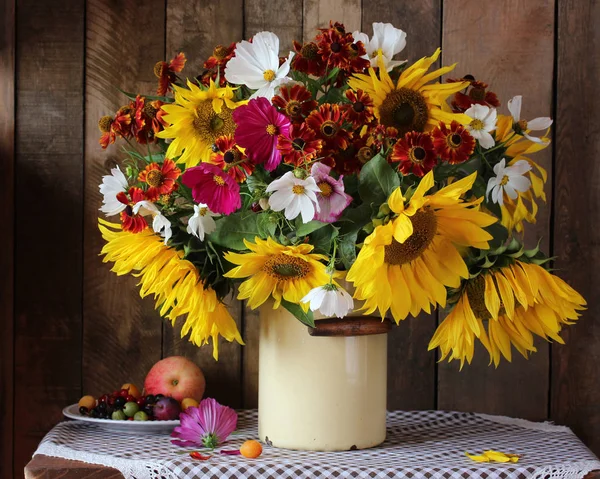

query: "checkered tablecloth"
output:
34 410 600 479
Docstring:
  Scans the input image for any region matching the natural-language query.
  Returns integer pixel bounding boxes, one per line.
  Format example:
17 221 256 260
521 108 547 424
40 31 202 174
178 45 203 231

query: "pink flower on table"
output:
233 97 291 171
310 162 352 222
182 163 241 215
171 398 238 449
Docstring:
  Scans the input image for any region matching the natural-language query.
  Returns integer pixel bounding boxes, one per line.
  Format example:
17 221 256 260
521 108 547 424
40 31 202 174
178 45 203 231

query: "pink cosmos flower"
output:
182 163 241 215
233 97 291 171
171 398 238 449
311 162 352 222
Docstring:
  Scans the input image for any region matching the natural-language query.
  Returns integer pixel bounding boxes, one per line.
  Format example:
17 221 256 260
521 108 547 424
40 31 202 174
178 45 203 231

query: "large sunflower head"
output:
347 171 497 323
348 48 471 136
429 258 586 368
223 237 329 310
156 79 246 168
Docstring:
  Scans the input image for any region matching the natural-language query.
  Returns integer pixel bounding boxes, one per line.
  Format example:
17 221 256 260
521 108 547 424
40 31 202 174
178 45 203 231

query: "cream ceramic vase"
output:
258 303 389 451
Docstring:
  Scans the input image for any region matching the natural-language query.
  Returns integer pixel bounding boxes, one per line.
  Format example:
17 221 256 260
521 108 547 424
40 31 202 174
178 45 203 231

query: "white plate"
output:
63 404 180 434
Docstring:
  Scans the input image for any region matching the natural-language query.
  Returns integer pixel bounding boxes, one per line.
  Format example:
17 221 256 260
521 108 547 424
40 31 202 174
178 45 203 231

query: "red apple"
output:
143 356 206 402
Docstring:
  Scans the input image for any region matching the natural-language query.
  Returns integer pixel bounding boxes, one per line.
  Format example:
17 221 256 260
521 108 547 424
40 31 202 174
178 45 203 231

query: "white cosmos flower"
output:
508 95 553 144
132 201 172 244
225 31 295 100
352 22 407 71
301 284 355 318
99 165 128 216
266 171 320 223
486 158 532 206
465 104 497 149
187 203 219 241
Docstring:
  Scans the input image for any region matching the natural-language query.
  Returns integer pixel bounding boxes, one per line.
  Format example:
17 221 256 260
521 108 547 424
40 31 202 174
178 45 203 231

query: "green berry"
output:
123 401 140 418
112 409 127 420
133 411 149 421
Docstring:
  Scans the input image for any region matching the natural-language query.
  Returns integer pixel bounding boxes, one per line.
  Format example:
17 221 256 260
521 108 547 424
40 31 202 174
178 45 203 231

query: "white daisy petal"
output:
508 175 532 193
527 117 553 130
508 95 522 121
508 159 532 175
478 131 496 149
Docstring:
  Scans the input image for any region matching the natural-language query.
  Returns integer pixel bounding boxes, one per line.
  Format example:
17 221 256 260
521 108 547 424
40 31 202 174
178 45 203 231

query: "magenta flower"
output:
171 398 238 449
233 97 291 171
182 163 241 215
311 162 352 223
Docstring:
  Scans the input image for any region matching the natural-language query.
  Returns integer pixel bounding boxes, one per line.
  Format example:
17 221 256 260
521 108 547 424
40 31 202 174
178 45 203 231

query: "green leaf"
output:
245 165 270 194
485 222 509 249
117 88 174 103
338 203 372 236
358 153 400 204
309 224 339 255
281 299 315 328
209 212 260 250
296 220 328 237
256 212 278 238
338 232 358 269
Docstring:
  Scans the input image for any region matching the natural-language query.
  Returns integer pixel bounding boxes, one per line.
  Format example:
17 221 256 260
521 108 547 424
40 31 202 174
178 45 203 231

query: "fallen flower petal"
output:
220 450 242 455
465 452 490 462
466 450 520 463
189 451 211 460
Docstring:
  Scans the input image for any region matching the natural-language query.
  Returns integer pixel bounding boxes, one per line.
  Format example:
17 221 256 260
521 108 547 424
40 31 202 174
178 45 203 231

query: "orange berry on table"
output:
121 383 141 399
78 395 96 410
240 440 262 458
181 398 199 411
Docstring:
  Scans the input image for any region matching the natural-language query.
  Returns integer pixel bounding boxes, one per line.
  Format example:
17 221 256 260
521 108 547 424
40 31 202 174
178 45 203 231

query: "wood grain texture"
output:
308 317 392 336
83 0 166 397
437 0 555 421
551 0 600 457
13 0 85 474
362 0 441 411
163 0 244 408
0 0 14 477
244 0 303 53
303 0 361 42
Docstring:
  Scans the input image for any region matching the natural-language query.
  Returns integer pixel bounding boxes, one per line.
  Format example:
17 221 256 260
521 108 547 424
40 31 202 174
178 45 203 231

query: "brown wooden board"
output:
83 0 166 397
0 0 15 476
362 0 442 411
303 0 362 41
551 0 600 457
437 0 555 421
13 0 85 474
163 0 244 407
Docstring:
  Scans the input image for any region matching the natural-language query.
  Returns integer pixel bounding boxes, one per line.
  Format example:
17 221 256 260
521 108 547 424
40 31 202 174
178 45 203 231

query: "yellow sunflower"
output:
224 237 330 310
429 261 586 368
494 114 550 233
347 171 497 322
348 48 471 136
99 219 243 360
156 79 245 168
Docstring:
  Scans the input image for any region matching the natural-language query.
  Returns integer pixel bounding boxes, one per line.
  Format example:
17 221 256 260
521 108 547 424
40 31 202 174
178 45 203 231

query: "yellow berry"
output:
240 439 262 458
181 398 199 411
78 395 96 410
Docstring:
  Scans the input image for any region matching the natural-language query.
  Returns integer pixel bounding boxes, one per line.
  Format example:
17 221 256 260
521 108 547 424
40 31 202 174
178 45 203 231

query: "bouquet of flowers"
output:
97 21 585 366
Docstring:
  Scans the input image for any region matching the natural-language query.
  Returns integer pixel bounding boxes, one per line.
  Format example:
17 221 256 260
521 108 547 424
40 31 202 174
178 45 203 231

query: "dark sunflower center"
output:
192 102 236 143
353 101 365 113
357 146 373 163
286 100 302 117
379 88 429 135
145 169 164 187
213 45 229 60
125 205 133 216
465 275 509 320
292 138 306 150
449 133 462 147
330 42 342 53
143 103 158 118
153 61 166 78
469 87 486 102
300 42 319 60
223 149 240 163
411 147 426 162
98 115 113 133
263 253 311 281
383 208 437 265
321 120 338 138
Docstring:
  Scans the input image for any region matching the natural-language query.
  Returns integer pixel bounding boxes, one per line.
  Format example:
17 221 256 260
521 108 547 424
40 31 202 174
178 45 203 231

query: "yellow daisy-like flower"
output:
156 79 246 168
98 219 243 360
348 48 471 136
347 171 497 323
429 261 586 368
224 237 330 310
494 114 550 233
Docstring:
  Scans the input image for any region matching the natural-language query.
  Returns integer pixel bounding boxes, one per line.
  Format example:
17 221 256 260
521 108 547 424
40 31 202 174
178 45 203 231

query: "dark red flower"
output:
332 135 374 175
202 43 236 86
117 187 148 233
368 124 399 152
133 96 169 144
154 52 186 96
138 158 181 201
431 121 476 165
291 41 326 76
317 28 353 70
448 78 500 112
98 107 133 149
390 132 437 177
341 89 375 128
277 122 323 167
345 40 370 73
210 135 253 183
306 104 351 153
272 84 317 122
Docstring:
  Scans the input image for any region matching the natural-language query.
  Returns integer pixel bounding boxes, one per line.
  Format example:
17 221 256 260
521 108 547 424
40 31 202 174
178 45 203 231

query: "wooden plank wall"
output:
2 1 599 477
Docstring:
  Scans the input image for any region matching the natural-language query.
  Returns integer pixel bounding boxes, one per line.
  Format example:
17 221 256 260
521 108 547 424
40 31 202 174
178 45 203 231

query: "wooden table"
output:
25 454 600 479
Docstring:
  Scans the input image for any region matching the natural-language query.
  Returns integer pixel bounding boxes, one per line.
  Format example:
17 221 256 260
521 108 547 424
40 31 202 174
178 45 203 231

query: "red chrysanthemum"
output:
448 78 500 112
210 135 253 183
317 28 353 70
332 134 375 175
368 124 399 152
277 122 323 167
431 121 476 165
202 43 236 87
272 84 317 123
291 40 326 76
98 106 133 149
132 96 169 144
341 89 375 128
154 52 186 96
306 103 351 153
182 163 241 215
116 187 148 233
390 132 437 177
138 158 181 201
345 40 370 73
